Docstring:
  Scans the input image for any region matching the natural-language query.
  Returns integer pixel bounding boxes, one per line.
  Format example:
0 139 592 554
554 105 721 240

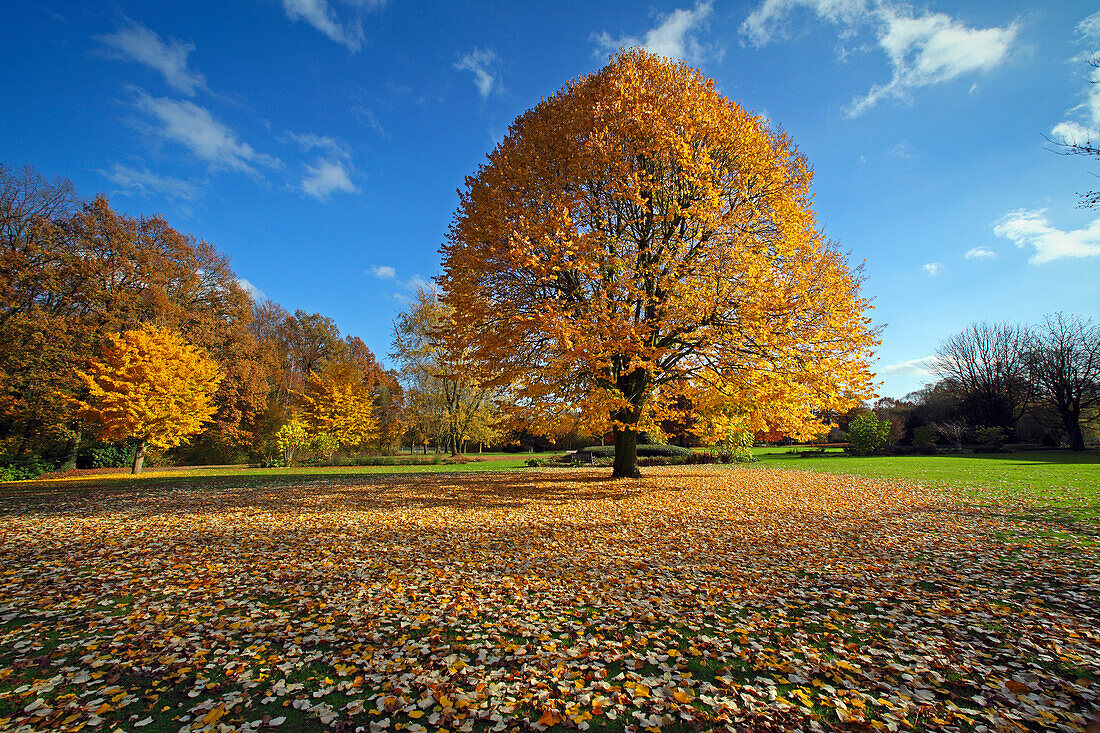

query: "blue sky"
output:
3 0 1099 398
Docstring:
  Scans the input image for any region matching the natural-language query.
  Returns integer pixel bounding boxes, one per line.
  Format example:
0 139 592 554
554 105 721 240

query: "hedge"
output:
582 444 692 458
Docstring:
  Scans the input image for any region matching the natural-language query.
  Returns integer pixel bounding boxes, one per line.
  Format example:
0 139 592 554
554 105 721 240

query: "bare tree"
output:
932 322 1032 433
1028 313 1100 451
932 420 968 451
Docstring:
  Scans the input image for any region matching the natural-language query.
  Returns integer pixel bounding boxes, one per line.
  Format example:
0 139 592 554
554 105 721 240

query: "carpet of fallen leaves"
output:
1 467 1097 733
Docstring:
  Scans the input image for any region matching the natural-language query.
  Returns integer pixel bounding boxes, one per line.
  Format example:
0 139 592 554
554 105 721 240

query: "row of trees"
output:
863 316 1099 451
0 163 418 471
928 316 1099 450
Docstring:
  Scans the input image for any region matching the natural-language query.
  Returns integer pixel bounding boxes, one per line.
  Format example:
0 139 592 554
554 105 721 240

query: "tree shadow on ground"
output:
0 468 719 518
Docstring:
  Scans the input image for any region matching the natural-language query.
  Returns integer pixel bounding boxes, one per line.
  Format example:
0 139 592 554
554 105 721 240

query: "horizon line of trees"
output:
864 316 1099 452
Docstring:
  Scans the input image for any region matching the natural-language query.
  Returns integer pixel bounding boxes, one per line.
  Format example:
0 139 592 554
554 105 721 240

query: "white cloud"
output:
280 0 366 51
1052 120 1099 147
366 267 435 292
134 91 280 176
285 131 351 158
593 1 720 64
101 163 203 201
994 209 1100 265
742 0 868 46
1050 13 1100 148
237 278 266 301
740 1 1019 116
405 274 435 293
923 262 942 275
1077 11 1100 42
286 131 358 201
353 104 386 136
300 159 358 200
965 246 996 260
454 48 501 99
880 355 935 377
98 22 206 96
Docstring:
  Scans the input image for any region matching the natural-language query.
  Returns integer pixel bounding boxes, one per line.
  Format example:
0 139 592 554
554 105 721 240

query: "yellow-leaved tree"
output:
299 362 377 457
441 49 878 477
274 414 308 466
71 325 222 473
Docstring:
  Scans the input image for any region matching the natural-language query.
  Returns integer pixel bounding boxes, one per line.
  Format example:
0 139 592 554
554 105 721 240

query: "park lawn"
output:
749 448 1100 547
0 463 1097 732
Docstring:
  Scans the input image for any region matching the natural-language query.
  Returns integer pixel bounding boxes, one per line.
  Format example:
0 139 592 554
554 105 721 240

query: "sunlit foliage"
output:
69 324 222 472
442 49 876 476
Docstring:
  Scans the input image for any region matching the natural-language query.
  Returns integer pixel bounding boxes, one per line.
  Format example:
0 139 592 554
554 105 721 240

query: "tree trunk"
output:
132 440 147 475
60 422 82 472
1065 413 1085 451
611 425 640 479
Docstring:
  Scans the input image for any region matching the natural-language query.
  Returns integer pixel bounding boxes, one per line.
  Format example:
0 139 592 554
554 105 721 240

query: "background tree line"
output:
851 316 1099 452
0 163 412 475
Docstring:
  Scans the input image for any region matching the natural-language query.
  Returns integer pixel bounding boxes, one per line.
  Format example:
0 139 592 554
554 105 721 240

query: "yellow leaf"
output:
202 706 225 725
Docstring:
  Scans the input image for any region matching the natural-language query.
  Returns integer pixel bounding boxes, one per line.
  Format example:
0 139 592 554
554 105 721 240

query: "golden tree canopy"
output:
72 324 222 450
299 362 378 451
441 49 877 476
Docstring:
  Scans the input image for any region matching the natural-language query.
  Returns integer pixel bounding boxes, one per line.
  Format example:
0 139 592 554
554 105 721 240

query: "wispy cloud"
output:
880 355 935 377
741 1 1019 116
454 48 501 99
101 163 203 201
286 131 358 201
965 246 996 260
994 209 1100 265
1078 10 1100 43
370 268 436 294
889 139 913 158
593 1 721 64
98 21 207 96
922 262 943 275
280 0 370 51
134 90 281 177
405 274 434 292
353 104 387 136
285 131 350 158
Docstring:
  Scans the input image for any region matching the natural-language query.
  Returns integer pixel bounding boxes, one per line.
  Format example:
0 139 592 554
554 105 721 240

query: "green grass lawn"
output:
749 446 1100 546
749 446 1099 497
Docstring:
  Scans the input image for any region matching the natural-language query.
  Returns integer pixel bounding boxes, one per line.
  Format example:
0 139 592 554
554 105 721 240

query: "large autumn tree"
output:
70 325 222 473
441 49 877 477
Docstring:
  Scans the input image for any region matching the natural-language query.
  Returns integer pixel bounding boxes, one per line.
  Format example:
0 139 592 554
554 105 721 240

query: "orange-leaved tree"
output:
441 49 878 477
71 324 222 473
